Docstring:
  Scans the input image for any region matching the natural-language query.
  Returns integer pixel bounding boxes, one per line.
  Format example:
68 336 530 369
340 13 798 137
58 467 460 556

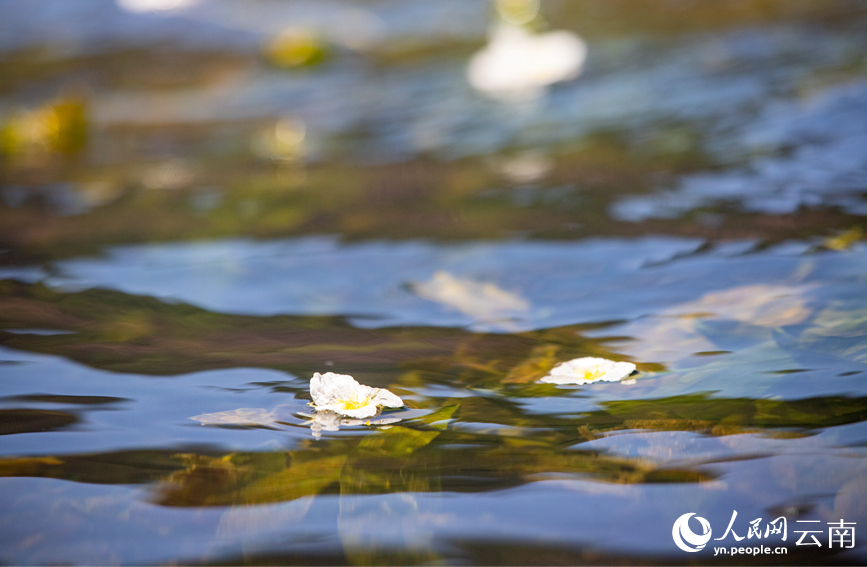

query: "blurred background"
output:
2 1 867 565
2 0 866 255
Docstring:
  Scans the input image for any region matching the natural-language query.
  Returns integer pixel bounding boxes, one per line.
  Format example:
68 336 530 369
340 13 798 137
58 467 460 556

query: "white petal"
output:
310 372 362 406
372 388 404 408
539 374 594 385
599 361 637 382
548 356 605 375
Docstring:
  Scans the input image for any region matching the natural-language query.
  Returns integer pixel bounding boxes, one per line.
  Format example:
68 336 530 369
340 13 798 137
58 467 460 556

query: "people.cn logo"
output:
672 513 713 552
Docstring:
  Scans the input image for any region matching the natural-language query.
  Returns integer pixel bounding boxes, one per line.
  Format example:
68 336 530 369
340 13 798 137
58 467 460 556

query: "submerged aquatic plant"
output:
310 372 403 418
539 357 636 385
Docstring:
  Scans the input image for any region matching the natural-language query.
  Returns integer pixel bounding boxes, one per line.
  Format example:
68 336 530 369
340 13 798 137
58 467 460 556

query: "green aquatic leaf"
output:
225 454 348 506
354 405 460 458
155 451 345 507
599 393 867 434
413 403 460 429
356 426 440 457
502 344 560 383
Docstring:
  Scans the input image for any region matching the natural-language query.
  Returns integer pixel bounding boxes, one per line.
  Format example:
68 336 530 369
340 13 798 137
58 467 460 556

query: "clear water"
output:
1 1 866 564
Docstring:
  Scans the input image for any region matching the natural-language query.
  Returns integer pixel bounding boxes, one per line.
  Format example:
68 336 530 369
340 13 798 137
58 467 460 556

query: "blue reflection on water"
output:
4 237 862 333
0 346 311 456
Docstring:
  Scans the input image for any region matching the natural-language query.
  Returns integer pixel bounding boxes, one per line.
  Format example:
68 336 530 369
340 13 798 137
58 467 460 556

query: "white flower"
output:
539 357 636 385
309 372 403 418
467 23 587 98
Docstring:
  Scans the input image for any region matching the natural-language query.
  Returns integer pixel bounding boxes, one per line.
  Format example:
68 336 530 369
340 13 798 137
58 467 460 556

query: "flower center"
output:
338 397 371 411
579 365 607 381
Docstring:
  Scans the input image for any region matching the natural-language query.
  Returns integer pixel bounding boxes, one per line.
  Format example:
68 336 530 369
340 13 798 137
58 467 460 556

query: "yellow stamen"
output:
339 397 371 411
581 366 607 381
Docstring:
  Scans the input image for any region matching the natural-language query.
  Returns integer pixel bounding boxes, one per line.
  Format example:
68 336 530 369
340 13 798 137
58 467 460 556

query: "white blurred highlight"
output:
497 152 554 184
116 0 199 13
468 23 587 99
251 117 306 162
412 271 530 325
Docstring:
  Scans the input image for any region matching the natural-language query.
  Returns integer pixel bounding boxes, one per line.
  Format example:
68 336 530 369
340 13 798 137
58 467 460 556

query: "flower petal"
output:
372 388 404 408
539 374 594 385
310 372 361 407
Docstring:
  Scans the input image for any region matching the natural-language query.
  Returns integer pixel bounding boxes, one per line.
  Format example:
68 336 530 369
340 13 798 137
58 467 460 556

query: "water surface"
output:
1 0 866 564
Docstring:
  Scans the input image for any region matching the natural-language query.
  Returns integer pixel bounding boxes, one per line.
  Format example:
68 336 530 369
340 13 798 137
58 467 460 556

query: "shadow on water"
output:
0 408 79 435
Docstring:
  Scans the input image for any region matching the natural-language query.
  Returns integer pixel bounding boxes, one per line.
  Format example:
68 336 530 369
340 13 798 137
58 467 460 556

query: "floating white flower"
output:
309 372 403 419
539 357 636 385
467 23 587 98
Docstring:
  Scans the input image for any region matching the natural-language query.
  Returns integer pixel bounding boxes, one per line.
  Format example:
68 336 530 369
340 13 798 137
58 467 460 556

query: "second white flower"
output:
539 357 636 385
